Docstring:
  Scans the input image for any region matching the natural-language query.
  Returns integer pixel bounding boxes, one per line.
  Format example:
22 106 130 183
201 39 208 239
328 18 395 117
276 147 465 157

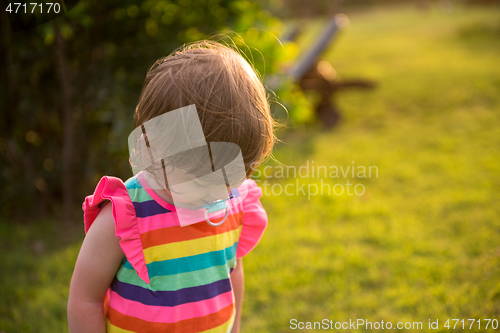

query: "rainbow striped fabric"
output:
82 173 267 333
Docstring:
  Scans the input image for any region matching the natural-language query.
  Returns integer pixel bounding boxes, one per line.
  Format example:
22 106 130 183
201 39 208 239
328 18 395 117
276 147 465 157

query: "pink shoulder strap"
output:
236 179 268 258
82 176 150 284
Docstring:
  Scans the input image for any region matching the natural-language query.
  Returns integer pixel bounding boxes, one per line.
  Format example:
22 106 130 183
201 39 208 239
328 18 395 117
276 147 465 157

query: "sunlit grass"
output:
244 4 500 332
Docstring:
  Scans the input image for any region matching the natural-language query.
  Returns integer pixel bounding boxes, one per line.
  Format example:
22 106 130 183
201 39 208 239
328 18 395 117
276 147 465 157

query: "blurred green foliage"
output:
0 0 303 219
265 0 500 19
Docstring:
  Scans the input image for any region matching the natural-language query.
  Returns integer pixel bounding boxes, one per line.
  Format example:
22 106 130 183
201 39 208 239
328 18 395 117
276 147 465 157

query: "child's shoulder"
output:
83 176 135 232
240 178 263 205
83 175 150 283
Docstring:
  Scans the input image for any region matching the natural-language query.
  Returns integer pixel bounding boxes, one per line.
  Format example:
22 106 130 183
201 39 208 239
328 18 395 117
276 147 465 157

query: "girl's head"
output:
133 40 275 178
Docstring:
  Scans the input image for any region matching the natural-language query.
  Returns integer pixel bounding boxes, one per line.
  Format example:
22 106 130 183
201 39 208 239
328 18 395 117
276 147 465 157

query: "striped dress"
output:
82 172 267 333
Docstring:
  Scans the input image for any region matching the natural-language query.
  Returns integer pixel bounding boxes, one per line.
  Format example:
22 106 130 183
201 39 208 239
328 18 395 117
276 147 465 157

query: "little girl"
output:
67 41 275 333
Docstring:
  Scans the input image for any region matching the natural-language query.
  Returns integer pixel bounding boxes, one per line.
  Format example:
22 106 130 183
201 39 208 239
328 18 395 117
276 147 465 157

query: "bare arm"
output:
230 258 244 333
67 203 124 333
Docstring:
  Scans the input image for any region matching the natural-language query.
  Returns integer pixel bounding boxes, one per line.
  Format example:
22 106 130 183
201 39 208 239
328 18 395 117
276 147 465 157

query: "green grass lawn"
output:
1 4 500 332
244 4 500 332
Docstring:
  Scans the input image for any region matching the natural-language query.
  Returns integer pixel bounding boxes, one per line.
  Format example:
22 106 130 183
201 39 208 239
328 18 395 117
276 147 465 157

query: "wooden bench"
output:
286 15 376 128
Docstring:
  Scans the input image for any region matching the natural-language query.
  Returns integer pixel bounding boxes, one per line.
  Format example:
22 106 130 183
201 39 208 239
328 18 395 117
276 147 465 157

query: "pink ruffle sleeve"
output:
236 179 268 258
82 176 150 284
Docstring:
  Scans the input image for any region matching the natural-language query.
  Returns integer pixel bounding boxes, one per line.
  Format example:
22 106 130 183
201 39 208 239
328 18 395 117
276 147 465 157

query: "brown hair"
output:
133 40 275 177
